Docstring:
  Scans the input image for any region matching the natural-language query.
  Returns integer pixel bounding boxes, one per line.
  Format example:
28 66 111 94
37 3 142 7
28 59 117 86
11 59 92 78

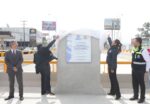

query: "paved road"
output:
0 54 150 104
0 87 150 104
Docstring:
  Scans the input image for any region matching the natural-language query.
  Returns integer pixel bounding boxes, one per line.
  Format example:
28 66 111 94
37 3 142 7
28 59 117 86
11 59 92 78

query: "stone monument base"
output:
55 33 105 95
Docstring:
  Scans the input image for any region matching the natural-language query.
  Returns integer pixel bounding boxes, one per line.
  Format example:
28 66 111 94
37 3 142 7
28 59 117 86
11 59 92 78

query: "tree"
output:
138 22 150 37
137 22 150 47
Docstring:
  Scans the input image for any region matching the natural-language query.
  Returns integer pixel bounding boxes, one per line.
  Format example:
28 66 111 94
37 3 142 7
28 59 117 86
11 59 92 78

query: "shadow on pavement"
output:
55 94 113 104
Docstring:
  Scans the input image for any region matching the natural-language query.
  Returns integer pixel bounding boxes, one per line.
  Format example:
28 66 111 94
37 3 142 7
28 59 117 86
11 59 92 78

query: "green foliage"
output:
137 22 150 38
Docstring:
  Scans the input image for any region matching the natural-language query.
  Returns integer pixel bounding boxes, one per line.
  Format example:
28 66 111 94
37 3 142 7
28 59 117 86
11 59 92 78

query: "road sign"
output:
104 18 121 30
42 21 56 31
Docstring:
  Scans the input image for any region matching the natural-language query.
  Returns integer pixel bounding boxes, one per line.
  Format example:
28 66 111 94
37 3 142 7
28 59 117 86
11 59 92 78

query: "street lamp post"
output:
21 20 27 48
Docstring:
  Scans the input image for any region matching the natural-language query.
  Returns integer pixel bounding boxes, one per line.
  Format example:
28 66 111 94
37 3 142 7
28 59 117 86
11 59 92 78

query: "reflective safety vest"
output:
132 47 146 67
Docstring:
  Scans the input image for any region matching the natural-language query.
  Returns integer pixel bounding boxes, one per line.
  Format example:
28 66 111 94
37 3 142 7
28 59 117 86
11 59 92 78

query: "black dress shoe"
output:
42 93 46 95
4 96 14 100
20 97 24 101
107 93 115 96
138 99 145 103
49 92 55 95
129 97 138 101
115 96 121 100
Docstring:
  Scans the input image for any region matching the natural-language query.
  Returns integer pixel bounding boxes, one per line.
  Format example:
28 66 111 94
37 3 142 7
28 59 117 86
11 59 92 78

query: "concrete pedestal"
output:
55 34 104 94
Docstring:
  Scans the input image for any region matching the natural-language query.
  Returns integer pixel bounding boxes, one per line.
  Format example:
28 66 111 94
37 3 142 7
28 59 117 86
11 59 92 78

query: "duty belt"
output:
133 61 146 65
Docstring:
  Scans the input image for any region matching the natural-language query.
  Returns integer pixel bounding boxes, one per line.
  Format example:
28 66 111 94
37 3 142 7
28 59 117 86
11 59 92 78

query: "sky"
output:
0 0 150 44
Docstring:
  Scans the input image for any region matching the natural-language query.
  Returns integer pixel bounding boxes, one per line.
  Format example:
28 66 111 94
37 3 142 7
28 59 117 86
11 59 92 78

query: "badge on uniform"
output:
137 55 141 59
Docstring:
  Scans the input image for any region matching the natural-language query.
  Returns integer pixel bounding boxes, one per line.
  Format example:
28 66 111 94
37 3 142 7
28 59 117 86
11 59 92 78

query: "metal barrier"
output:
0 51 35 57
0 60 131 73
0 52 5 57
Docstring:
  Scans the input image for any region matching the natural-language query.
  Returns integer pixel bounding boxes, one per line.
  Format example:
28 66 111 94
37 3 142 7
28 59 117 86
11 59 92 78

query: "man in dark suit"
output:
5 41 24 101
34 36 58 95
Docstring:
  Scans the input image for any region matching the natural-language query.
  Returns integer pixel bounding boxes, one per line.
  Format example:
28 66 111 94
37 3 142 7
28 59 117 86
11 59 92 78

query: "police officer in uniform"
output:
130 37 150 103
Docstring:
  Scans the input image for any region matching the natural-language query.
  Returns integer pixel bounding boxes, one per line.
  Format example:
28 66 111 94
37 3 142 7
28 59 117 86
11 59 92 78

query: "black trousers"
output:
108 67 121 97
40 70 51 94
132 69 145 99
8 71 23 97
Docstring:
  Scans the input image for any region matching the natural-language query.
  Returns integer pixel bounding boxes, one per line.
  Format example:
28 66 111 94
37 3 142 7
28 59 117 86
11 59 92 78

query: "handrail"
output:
100 61 131 64
0 60 131 73
0 60 131 64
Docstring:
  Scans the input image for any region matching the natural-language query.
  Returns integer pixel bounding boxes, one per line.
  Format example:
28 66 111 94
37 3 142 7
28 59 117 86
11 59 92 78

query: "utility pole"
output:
21 20 27 48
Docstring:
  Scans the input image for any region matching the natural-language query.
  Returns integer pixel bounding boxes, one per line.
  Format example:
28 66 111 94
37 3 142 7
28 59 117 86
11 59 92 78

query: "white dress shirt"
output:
142 49 150 72
11 49 16 54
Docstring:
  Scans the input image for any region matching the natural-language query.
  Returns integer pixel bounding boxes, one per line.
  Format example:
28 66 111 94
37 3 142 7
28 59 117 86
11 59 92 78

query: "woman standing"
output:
106 36 122 100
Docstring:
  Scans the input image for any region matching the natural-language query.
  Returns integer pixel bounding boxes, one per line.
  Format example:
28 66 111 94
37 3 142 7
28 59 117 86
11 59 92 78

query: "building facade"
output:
0 27 43 47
